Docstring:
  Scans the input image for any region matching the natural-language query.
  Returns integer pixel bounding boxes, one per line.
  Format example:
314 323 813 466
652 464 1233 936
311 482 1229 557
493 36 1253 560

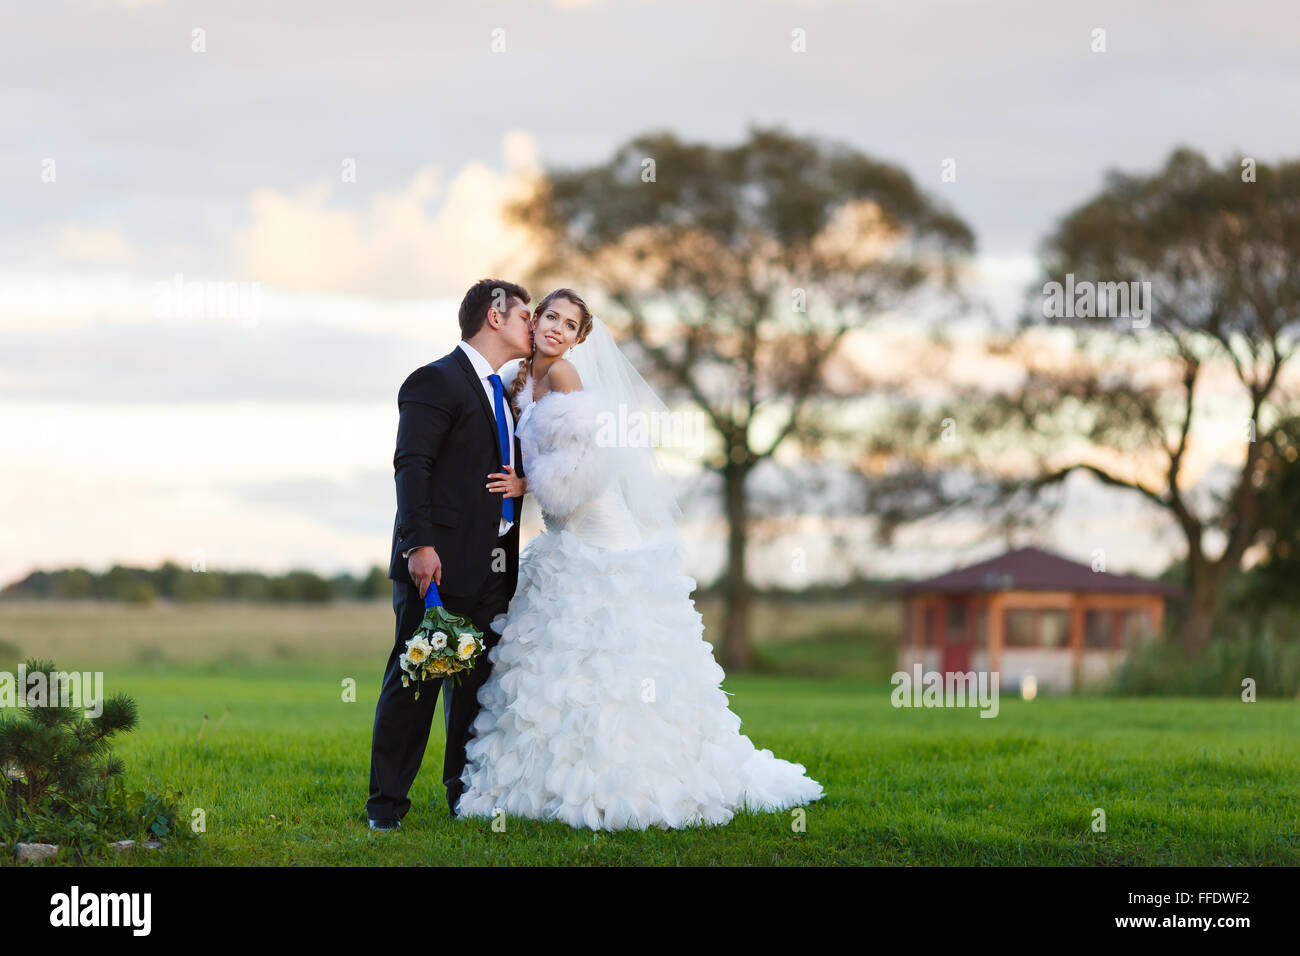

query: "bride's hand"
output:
487 465 526 498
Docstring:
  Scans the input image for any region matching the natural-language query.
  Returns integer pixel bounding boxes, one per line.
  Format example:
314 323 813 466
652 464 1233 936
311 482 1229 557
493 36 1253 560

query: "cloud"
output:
0 319 437 403
53 224 138 265
91 0 168 8
0 462 390 586
230 470 393 537
232 131 541 298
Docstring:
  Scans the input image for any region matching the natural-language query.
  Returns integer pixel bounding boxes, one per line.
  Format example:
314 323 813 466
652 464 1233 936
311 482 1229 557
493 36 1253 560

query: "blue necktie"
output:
486 374 514 524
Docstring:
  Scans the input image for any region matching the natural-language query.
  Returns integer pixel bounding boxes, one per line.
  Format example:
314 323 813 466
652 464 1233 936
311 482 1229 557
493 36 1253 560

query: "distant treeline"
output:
1 561 902 605
0 561 391 604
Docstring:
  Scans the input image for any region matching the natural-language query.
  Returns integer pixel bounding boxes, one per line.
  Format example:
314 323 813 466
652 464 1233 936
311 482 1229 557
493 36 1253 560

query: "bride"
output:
456 287 825 831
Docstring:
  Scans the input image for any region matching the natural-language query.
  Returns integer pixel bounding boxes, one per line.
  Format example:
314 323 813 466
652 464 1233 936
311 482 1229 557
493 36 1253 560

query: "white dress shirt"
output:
403 341 515 559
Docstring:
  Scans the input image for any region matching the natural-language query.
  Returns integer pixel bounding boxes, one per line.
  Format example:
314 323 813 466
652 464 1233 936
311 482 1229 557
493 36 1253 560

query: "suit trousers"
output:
365 569 509 822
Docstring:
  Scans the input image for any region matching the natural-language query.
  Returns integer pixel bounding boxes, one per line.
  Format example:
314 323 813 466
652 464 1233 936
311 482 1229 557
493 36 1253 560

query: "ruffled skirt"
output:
456 528 825 831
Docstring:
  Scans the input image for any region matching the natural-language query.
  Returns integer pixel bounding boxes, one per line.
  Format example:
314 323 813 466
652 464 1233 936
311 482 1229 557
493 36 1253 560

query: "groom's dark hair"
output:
459 278 530 339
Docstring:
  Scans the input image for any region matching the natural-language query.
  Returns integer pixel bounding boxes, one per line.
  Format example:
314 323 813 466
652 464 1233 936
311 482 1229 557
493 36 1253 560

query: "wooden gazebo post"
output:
1069 595 1085 691
1149 596 1164 637
987 591 1004 678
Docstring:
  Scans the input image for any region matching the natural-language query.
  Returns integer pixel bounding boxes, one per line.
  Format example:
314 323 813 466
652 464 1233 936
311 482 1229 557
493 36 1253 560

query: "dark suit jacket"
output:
387 347 524 599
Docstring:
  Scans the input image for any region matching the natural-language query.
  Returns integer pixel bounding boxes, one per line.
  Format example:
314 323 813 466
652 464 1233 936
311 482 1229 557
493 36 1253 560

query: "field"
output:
1 601 1298 866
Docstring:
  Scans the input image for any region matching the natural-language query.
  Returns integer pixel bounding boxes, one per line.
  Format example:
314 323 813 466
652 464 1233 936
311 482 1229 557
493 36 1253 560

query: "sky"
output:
3 0 1299 588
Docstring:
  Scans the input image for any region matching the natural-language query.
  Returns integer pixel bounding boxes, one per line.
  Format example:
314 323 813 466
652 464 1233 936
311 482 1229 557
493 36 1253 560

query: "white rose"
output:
457 636 478 660
430 631 448 650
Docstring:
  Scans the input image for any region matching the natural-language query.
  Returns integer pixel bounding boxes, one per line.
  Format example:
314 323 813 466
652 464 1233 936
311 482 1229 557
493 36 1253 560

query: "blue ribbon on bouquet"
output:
424 580 443 609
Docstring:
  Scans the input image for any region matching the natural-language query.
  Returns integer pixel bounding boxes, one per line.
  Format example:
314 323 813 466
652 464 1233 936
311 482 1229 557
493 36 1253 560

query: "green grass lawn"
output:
2 601 1297 865
7 659 1289 866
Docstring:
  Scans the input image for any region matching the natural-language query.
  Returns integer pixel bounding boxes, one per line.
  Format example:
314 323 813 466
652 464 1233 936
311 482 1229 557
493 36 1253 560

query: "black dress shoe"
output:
446 782 463 819
369 818 401 832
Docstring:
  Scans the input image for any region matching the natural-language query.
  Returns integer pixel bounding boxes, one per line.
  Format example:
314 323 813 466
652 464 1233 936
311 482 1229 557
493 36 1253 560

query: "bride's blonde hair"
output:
509 287 594 413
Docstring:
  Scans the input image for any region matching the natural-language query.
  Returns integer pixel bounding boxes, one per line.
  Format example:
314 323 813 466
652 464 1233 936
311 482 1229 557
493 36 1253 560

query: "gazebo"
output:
898 546 1182 692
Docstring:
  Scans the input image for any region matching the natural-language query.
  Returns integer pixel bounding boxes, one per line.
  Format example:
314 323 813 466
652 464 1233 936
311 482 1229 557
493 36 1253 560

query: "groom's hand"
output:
408 546 442 599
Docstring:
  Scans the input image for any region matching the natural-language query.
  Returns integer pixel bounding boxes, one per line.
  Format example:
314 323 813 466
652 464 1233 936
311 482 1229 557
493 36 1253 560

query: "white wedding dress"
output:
456 373 824 831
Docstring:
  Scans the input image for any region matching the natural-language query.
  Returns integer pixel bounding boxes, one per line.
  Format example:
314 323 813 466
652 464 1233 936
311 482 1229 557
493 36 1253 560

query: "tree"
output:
0 659 138 813
1233 415 1300 610
360 564 391 599
1016 148 1300 655
510 127 973 669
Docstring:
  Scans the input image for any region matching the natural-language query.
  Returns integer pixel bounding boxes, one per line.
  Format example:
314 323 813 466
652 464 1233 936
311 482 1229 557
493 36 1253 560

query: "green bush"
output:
0 659 194 861
1109 624 1300 697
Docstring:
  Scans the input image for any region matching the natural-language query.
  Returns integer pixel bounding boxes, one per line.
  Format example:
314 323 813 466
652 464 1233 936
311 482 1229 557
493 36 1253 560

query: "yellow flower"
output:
457 636 477 660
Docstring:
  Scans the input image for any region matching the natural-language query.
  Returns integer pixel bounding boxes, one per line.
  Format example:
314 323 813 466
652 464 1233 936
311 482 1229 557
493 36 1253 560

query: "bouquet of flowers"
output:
400 581 486 699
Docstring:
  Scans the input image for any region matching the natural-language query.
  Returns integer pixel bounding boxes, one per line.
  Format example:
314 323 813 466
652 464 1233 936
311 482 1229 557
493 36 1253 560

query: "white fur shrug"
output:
521 388 616 519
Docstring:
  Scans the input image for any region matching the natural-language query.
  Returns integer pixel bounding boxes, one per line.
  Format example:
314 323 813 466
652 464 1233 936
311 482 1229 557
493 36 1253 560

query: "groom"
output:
366 278 532 830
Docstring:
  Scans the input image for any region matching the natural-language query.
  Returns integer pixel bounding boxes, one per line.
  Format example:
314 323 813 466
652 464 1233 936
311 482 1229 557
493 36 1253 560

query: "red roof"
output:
899 546 1183 596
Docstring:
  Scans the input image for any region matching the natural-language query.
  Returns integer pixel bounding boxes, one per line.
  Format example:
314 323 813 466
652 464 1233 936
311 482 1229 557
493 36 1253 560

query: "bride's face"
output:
533 297 584 357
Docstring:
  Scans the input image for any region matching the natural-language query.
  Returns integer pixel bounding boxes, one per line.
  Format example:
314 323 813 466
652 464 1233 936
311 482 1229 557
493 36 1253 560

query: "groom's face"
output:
492 296 533 358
